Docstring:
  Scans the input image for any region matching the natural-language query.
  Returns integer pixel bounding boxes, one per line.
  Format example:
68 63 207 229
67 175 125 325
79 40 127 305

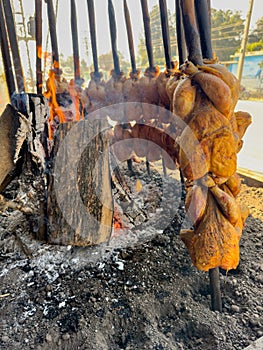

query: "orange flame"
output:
44 61 85 139
37 46 51 60
44 63 66 139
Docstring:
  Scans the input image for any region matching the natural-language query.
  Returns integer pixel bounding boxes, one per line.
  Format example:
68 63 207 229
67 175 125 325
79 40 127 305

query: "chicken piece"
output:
131 122 148 158
185 184 207 226
87 72 106 111
139 67 160 121
221 182 249 239
207 182 240 225
157 71 170 109
112 124 133 162
209 127 237 177
181 61 232 118
157 71 171 124
157 61 179 111
179 105 237 180
160 123 179 170
105 70 126 104
172 77 196 124
181 191 240 272
123 70 142 121
226 173 242 197
198 63 240 111
234 111 252 139
166 74 181 104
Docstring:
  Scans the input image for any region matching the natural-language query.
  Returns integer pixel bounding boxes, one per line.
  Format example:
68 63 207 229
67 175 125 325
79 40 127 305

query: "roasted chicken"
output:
173 60 251 271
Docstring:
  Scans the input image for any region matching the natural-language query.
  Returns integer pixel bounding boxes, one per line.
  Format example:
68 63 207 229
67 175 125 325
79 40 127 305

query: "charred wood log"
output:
46 119 114 246
0 105 23 192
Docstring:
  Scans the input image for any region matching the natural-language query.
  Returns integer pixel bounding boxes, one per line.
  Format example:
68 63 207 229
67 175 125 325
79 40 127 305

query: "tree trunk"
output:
46 119 113 246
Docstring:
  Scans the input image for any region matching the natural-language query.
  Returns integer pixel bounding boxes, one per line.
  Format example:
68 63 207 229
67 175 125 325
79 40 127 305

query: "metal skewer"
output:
0 1 16 98
70 0 81 82
86 0 100 79
180 0 222 312
123 0 137 74
140 0 154 71
2 0 25 92
194 0 213 59
175 0 187 65
159 0 172 70
180 0 203 65
35 0 43 94
108 0 121 76
45 0 59 67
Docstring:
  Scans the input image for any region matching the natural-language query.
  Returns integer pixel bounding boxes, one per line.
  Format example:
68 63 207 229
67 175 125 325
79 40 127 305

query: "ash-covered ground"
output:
0 162 262 350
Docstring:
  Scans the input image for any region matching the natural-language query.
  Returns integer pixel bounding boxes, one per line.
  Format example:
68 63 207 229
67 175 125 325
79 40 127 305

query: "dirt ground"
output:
0 162 262 350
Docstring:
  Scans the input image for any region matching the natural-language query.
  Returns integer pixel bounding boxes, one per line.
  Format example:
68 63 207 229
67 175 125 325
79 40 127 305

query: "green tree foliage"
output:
249 17 263 43
59 55 90 81
211 9 244 62
97 51 130 75
247 17 263 52
137 5 177 68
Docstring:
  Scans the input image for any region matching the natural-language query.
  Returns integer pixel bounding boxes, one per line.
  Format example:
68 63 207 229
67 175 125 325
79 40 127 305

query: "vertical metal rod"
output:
108 0 121 75
209 268 222 312
0 1 16 98
140 0 154 70
35 0 43 94
194 0 213 59
181 0 203 65
18 0 34 90
87 0 100 78
70 0 80 82
192 1 222 312
159 0 172 69
207 0 211 29
2 0 25 92
45 0 59 65
123 0 137 74
175 0 187 65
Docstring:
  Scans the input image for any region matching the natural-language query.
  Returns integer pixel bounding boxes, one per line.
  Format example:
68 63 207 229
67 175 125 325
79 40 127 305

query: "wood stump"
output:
0 104 21 192
47 118 114 246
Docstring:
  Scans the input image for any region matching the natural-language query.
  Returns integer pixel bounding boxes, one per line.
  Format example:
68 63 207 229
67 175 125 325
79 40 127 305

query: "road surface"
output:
236 100 263 179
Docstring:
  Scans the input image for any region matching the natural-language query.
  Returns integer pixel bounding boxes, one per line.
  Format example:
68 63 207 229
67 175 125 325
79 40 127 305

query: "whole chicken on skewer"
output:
172 60 252 272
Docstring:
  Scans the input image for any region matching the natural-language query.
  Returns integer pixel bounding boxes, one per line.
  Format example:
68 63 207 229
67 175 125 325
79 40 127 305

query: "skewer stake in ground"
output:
70 0 81 82
175 0 187 65
0 1 16 98
140 0 154 71
179 0 222 312
2 0 25 92
140 0 155 176
35 0 43 94
209 268 222 312
108 0 121 76
194 0 213 59
123 0 137 74
159 0 172 70
180 0 203 66
86 0 100 80
45 0 59 67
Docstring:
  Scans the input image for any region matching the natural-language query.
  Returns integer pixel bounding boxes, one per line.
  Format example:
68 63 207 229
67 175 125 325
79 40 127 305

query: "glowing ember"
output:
113 207 126 235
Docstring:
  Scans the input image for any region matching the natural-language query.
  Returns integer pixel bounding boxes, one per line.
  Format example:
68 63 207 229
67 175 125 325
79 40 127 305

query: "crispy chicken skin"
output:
175 60 251 271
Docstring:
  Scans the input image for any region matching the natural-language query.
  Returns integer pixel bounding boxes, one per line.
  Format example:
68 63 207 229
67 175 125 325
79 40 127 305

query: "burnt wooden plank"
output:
47 119 113 246
0 105 22 192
